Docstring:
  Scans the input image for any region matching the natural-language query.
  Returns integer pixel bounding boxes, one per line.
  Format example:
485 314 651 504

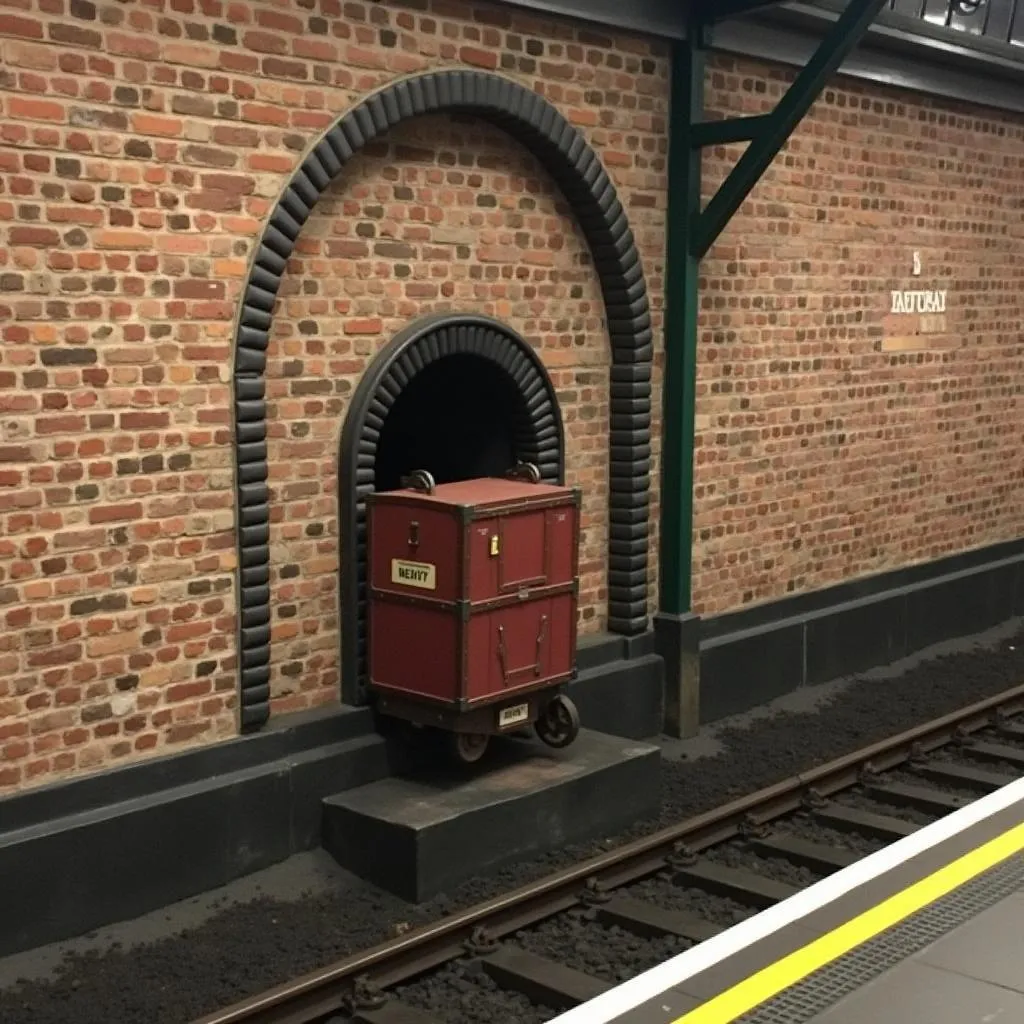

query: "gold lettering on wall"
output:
883 255 955 352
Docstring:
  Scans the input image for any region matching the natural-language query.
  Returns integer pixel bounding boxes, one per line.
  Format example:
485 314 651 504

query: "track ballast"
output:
194 685 1024 1024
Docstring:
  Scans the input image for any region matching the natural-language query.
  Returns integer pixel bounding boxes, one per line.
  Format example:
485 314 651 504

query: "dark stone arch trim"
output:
232 69 652 729
338 313 564 704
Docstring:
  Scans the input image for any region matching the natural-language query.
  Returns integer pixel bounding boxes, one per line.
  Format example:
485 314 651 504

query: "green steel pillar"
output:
655 0 888 738
655 26 705 739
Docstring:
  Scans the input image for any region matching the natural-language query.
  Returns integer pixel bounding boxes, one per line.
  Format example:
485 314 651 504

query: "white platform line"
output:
549 773 1024 1024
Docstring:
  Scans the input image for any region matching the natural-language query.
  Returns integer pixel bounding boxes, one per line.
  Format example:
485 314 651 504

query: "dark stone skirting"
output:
338 314 564 704
0 705 384 958
0 634 658 957
699 538 1024 724
232 68 655 729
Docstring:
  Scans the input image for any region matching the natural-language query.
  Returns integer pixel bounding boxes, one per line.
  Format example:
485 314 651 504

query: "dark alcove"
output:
374 354 522 491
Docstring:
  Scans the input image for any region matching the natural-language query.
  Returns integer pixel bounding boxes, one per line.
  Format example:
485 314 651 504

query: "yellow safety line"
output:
673 819 1024 1024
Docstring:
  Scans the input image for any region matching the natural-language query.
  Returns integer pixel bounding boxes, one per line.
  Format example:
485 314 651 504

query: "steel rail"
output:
192 682 1024 1024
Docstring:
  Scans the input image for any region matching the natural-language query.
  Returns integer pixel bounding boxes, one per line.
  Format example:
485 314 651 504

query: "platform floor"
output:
549 775 1024 1024
803 884 1024 1023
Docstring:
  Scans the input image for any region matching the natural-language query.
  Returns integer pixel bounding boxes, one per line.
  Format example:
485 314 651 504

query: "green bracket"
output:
693 0 889 258
690 113 773 148
656 0 887 737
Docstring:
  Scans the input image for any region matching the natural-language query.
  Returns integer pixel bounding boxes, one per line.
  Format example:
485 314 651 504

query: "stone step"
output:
321 729 661 902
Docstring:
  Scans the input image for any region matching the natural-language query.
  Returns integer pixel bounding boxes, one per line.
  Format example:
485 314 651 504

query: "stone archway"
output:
232 68 653 728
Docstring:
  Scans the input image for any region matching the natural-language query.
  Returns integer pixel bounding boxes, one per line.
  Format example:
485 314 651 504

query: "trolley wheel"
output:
450 731 490 765
535 694 580 749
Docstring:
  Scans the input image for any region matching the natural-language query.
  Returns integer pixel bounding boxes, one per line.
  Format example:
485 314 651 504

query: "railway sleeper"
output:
963 740 1024 770
862 780 971 815
747 833 859 874
912 760 1018 793
596 895 722 942
995 721 1024 742
812 803 918 842
480 946 611 1010
672 861 797 909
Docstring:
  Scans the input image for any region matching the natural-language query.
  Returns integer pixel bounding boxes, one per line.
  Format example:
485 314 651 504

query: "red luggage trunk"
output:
366 469 582 761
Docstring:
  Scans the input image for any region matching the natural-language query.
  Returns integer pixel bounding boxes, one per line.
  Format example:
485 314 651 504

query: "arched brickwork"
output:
232 69 653 728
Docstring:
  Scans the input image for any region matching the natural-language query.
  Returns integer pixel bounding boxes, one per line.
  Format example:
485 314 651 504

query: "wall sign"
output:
882 252 952 353
889 289 947 314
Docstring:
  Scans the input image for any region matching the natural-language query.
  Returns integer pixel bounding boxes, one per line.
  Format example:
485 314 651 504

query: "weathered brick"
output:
8 95 66 122
88 503 143 524
0 14 44 40
690 54 1024 617
10 225 61 247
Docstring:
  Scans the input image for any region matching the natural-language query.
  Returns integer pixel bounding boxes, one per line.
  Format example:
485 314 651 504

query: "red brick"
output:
172 279 226 299
459 46 498 70
344 317 382 335
132 113 184 137
256 9 303 33
0 15 44 40
9 225 61 247
88 502 143 524
0 445 34 463
7 95 65 122
107 32 160 59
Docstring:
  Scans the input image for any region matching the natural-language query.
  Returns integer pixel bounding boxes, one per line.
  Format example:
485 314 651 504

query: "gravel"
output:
395 962 557 1024
834 791 939 826
513 913 687 984
2 623 1024 1024
777 817 885 857
641 882 754 928
704 843 823 889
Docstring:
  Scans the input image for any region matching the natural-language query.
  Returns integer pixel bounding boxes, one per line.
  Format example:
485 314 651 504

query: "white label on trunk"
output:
390 559 436 590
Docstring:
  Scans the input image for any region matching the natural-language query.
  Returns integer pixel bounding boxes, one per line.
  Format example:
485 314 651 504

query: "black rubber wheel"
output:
450 731 490 765
535 694 580 749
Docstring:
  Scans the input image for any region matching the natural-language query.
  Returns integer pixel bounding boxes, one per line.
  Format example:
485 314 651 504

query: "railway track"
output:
193 684 1024 1024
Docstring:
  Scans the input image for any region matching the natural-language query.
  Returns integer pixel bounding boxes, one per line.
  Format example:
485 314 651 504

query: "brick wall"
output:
0 0 668 790
693 53 1024 615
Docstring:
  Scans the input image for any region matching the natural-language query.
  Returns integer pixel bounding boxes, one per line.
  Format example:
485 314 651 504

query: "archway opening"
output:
338 314 566 705
374 354 523 491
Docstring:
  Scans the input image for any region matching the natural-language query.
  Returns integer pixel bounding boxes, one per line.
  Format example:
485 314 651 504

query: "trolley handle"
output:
505 462 541 484
400 469 436 494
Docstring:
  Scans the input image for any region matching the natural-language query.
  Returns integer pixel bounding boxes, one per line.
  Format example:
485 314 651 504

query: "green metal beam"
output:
657 30 705 737
690 113 773 148
693 0 889 259
659 33 703 625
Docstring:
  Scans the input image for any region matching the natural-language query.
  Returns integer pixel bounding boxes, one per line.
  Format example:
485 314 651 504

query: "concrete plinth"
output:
321 729 661 903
